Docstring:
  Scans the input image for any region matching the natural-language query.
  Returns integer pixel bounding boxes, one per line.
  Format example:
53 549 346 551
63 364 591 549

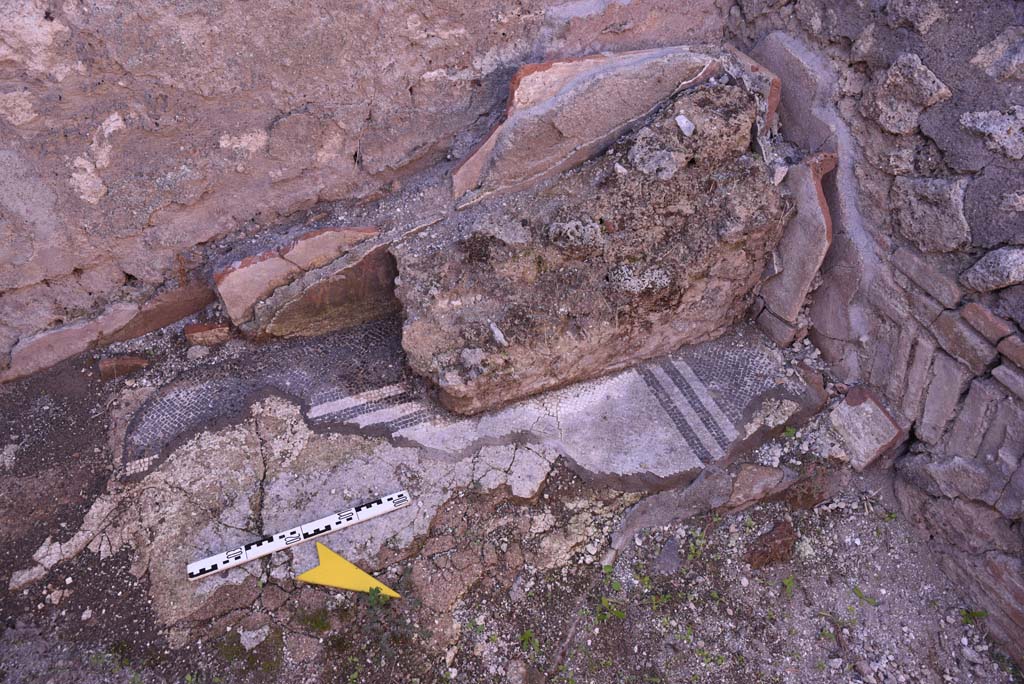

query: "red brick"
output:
961 302 1014 344
933 311 998 374
98 355 149 380
893 247 962 309
997 335 1024 368
184 322 232 346
214 251 302 325
100 282 215 345
280 226 378 271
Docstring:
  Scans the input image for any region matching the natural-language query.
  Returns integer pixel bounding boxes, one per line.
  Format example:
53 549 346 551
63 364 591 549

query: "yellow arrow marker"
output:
296 542 400 598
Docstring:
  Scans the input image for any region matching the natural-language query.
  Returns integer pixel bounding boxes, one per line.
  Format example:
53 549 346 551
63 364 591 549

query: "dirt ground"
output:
0 320 1021 684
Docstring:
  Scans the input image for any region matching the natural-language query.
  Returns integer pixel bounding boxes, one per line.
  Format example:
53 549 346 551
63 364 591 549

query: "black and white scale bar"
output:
186 490 412 581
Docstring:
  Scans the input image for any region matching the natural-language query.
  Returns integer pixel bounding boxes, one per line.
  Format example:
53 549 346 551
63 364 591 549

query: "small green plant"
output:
783 426 797 439
596 596 626 622
743 516 756 532
852 585 879 607
819 628 836 642
781 576 796 598
649 593 671 611
297 608 331 632
366 586 392 610
960 608 988 625
883 511 898 522
686 529 707 561
519 629 540 653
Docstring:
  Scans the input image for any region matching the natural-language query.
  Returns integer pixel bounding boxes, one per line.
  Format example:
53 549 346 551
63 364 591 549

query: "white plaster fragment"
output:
675 113 696 137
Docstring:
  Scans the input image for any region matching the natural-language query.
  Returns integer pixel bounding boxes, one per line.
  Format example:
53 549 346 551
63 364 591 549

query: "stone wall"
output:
729 0 1024 664
0 0 725 378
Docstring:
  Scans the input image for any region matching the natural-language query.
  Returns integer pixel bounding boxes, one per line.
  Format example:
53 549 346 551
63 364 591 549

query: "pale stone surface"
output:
890 177 971 253
829 387 905 471
960 246 1024 292
865 53 951 135
8 398 558 636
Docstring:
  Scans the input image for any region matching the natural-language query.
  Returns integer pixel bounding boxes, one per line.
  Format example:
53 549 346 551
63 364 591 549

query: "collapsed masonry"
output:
2 30 1023 668
203 46 819 416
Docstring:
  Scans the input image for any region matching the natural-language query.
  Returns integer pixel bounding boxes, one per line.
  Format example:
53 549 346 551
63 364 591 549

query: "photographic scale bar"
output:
186 490 411 581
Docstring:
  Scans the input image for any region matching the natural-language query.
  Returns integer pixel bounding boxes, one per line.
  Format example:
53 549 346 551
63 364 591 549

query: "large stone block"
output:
397 59 786 414
960 247 1024 293
451 46 724 203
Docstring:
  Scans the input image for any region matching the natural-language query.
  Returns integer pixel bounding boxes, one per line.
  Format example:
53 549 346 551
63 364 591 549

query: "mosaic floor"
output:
123 317 800 486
